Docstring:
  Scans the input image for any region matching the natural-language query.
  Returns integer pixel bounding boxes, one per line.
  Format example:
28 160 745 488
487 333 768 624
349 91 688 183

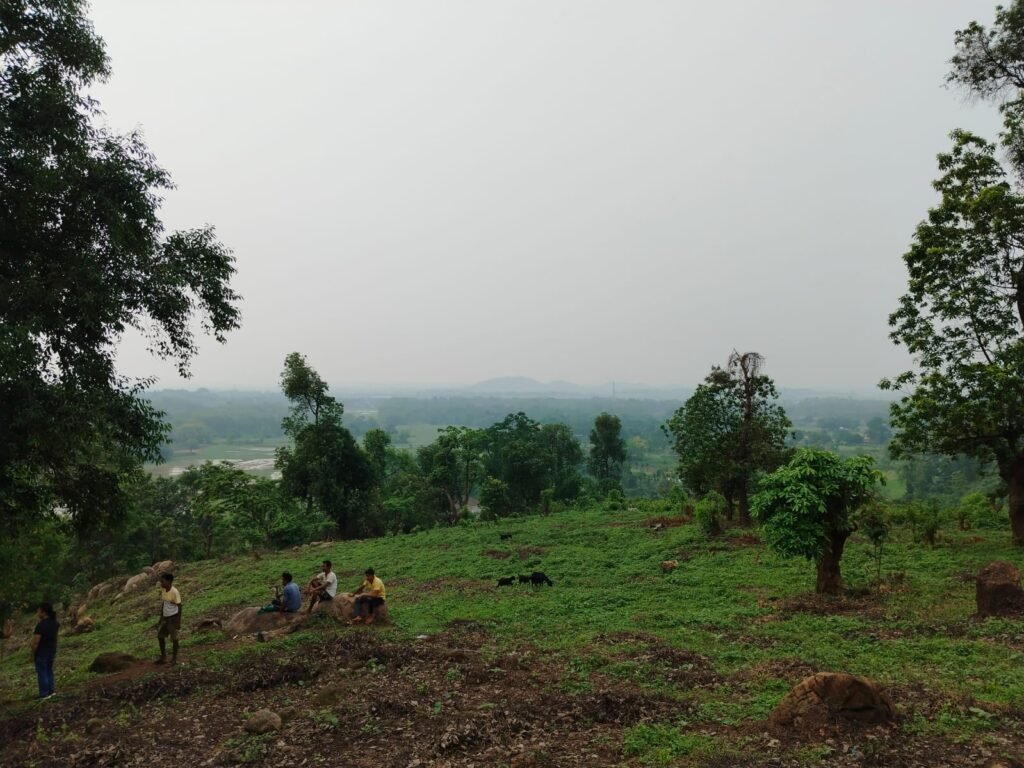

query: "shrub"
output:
694 492 726 537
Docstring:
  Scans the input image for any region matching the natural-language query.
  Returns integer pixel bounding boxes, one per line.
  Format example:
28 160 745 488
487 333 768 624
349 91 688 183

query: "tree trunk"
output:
1005 460 1024 547
737 484 751 527
815 531 849 594
444 490 459 526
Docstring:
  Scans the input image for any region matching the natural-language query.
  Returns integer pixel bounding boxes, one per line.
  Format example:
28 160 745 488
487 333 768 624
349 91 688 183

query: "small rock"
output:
89 652 136 674
244 709 282 734
84 717 105 735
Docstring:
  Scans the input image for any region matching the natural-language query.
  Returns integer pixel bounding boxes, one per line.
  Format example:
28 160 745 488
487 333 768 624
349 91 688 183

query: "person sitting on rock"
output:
259 572 302 614
349 568 386 625
305 560 337 614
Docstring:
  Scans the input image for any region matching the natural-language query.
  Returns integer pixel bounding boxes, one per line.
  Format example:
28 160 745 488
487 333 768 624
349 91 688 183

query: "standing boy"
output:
156 572 182 665
30 603 59 699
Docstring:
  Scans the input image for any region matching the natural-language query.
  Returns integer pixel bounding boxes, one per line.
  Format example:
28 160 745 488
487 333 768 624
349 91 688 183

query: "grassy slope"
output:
2 501 1023 764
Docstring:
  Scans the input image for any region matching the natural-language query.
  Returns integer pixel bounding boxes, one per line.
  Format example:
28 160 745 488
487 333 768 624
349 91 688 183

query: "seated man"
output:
259 572 302 614
350 568 386 625
305 560 337 614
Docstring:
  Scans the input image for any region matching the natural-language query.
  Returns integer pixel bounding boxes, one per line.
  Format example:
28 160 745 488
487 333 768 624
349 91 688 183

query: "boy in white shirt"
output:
305 560 338 614
156 572 182 665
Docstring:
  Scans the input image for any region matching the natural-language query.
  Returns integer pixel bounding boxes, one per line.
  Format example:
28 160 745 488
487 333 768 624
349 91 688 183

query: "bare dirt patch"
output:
483 548 512 559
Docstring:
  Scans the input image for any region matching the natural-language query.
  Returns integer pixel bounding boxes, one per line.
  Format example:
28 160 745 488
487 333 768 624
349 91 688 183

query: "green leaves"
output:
1 1 240 531
752 449 882 563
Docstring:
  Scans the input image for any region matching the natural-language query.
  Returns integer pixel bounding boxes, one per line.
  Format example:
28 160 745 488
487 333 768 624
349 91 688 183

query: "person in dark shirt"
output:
31 603 59 699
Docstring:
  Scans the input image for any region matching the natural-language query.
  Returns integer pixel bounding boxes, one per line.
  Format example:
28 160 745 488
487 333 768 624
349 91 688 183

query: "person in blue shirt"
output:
259 572 302 614
30 603 59 699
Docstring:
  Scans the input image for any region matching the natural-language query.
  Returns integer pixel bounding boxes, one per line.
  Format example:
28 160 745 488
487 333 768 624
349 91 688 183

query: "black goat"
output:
499 533 513 541
529 571 553 587
496 577 515 587
517 575 531 585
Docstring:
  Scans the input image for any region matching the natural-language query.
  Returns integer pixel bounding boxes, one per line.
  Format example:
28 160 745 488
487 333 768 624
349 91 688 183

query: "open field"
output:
2 503 1022 766
147 439 288 478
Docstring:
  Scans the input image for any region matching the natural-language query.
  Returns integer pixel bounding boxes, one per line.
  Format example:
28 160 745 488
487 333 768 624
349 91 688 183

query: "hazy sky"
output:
91 1 1002 392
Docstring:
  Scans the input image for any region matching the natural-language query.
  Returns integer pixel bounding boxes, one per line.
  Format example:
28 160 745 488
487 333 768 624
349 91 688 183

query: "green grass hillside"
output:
2 502 1023 767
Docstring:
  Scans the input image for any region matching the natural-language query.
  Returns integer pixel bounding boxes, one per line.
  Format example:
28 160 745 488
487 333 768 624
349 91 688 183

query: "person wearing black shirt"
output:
31 603 59 699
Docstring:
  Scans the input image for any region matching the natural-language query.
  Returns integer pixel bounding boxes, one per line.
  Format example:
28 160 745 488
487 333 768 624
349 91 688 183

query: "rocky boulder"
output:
314 593 391 624
89 652 137 674
976 561 1024 617
769 672 895 731
224 607 306 635
244 709 282 734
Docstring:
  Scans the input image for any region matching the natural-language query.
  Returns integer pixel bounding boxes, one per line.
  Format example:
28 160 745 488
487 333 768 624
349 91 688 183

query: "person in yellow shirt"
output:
349 568 386 625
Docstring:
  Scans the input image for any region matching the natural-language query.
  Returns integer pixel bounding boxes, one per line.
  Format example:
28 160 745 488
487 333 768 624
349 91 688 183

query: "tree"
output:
173 421 214 453
865 417 891 445
540 423 584 501
482 413 552 513
417 426 485 523
752 449 882 594
664 352 791 525
274 353 373 537
880 129 1024 545
0 1 240 537
588 412 627 492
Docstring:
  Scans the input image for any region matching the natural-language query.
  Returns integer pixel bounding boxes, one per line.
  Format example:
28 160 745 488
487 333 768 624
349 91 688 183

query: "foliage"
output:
752 449 882 593
480 412 583 514
883 49 1024 543
857 503 890 583
959 491 1006 530
274 353 373 537
0 0 239 537
694 491 726 538
417 427 486 523
588 412 627 492
664 352 791 523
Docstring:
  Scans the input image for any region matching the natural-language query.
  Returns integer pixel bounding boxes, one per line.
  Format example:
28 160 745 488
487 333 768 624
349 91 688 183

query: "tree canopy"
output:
752 449 882 593
588 412 627 492
274 353 372 538
0 1 240 540
664 352 791 524
881 130 1024 543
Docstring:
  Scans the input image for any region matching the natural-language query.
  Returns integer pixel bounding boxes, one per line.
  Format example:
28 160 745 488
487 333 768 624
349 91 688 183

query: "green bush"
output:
694 491 726 537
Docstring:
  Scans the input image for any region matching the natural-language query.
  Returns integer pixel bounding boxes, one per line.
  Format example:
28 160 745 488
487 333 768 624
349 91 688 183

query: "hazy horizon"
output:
88 1 1002 392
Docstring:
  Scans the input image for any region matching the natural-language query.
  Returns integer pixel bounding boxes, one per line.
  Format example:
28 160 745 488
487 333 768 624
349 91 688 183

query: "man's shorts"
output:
157 613 181 641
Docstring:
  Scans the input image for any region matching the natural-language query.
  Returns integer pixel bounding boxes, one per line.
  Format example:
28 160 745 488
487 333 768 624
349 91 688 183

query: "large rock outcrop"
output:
224 608 307 635
976 561 1024 617
769 672 895 732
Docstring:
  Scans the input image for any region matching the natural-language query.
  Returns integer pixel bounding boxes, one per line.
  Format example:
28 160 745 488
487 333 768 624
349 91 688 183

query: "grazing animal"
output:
517 575 532 585
499 533 513 541
497 577 515 587
661 559 679 573
529 571 553 587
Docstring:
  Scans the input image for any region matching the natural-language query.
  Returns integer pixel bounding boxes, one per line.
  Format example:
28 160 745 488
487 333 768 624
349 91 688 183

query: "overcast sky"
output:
91 0 1002 393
